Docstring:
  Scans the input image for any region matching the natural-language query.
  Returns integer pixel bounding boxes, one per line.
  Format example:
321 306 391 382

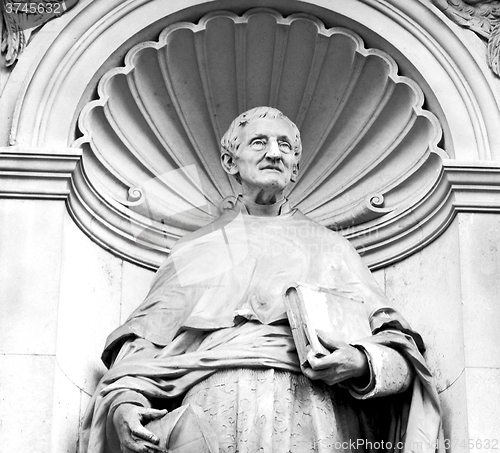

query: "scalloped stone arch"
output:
5 0 500 270
7 0 500 158
73 8 446 245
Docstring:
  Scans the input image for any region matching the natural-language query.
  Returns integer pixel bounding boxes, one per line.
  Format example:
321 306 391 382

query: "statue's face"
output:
227 117 299 193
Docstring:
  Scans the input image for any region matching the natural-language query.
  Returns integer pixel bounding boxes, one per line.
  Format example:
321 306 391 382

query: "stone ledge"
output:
0 147 82 198
2 148 500 270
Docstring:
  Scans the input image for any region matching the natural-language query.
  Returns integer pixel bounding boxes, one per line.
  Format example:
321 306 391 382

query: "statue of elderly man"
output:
80 107 441 453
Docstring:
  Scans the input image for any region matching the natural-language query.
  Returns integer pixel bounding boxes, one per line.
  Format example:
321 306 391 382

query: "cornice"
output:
349 160 500 269
66 159 172 268
2 2 500 272
2 148 499 270
0 147 81 198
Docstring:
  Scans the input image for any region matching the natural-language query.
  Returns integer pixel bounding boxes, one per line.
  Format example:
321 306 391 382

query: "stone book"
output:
283 283 372 369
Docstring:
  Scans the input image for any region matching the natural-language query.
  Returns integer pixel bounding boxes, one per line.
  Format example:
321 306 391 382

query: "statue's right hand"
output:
112 403 168 453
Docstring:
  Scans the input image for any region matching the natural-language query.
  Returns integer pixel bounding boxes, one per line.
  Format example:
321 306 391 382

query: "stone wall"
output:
0 199 155 452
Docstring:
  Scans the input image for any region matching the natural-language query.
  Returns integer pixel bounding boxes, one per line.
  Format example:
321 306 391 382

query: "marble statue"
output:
79 107 442 453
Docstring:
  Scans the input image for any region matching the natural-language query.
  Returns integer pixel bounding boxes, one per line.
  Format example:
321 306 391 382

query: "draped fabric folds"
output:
79 206 442 453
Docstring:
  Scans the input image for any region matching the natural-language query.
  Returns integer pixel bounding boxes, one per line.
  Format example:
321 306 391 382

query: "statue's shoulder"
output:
173 209 238 249
292 209 349 243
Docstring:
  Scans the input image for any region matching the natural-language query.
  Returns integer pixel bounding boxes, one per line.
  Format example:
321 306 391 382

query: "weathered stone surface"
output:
384 219 464 393
0 199 64 355
459 213 500 368
0 354 55 452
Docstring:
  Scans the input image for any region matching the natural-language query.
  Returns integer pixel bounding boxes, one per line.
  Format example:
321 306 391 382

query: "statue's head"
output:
220 106 301 193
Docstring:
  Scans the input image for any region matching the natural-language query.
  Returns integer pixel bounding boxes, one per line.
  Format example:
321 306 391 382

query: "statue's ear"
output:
221 152 239 176
290 162 299 183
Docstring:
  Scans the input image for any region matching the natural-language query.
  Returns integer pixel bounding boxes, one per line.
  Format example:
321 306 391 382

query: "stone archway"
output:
71 7 446 270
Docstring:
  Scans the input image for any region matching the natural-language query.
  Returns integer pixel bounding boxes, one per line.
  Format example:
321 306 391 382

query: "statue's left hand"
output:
112 403 168 453
302 331 369 386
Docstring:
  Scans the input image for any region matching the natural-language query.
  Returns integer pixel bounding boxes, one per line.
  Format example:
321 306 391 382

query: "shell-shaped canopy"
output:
76 8 444 244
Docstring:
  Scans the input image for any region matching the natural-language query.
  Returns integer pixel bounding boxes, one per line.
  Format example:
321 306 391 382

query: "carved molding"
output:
0 146 81 198
2 148 500 270
7 0 500 159
3 1 500 270
0 0 79 66
349 160 500 269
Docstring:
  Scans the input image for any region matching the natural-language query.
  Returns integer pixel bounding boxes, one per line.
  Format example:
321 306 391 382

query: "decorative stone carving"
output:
0 0 78 66
73 8 447 268
2 6 500 270
431 0 500 75
0 146 81 197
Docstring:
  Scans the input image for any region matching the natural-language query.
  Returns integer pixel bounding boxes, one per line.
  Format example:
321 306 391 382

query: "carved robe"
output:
79 203 441 453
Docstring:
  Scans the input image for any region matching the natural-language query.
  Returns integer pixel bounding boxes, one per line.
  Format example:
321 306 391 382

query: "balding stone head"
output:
220 106 302 161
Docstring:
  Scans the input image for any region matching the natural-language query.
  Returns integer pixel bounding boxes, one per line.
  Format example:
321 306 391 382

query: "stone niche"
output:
72 7 448 272
2 0 500 452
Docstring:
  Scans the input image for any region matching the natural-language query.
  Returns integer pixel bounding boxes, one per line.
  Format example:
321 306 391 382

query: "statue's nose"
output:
266 140 281 159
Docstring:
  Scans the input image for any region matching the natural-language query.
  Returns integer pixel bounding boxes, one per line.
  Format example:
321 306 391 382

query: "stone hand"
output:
302 331 369 386
112 403 168 453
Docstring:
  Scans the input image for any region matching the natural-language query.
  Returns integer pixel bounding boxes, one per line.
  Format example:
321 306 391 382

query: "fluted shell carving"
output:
74 8 445 249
